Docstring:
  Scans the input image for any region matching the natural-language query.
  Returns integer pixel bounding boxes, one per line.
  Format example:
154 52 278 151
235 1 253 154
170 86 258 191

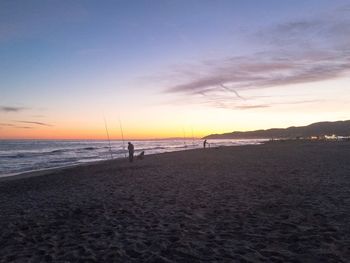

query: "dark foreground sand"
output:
0 141 349 262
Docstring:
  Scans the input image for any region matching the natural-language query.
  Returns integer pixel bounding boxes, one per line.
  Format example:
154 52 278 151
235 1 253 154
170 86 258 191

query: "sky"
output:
1 0 350 139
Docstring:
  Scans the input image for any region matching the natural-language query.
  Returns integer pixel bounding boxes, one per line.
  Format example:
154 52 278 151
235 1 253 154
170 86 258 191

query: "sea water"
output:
0 139 266 177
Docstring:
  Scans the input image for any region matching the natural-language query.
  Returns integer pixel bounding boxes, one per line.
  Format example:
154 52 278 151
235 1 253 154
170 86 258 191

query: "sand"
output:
0 141 349 262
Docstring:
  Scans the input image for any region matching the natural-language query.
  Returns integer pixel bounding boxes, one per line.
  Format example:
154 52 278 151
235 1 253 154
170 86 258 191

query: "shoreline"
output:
0 138 342 182
0 141 266 182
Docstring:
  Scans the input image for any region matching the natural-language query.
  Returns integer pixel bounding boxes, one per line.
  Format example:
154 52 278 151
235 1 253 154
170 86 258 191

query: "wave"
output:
136 146 167 152
1 144 188 159
2 146 103 159
52 146 98 153
3 150 69 158
2 152 44 158
82 147 97 150
51 149 70 154
48 158 79 164
111 149 128 154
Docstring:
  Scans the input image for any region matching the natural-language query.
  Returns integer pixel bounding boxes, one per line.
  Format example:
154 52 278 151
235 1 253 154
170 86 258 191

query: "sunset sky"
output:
1 0 350 139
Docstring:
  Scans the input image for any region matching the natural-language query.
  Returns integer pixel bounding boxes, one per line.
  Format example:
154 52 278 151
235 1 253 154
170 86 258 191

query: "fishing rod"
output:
182 127 187 147
118 117 126 158
104 118 113 159
191 127 195 146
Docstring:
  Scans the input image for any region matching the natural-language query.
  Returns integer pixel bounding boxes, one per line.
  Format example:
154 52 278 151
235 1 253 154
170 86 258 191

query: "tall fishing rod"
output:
182 127 186 147
191 127 195 146
118 117 126 158
104 118 113 159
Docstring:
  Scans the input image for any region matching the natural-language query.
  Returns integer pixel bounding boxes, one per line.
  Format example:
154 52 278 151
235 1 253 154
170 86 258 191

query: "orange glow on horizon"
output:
0 126 212 140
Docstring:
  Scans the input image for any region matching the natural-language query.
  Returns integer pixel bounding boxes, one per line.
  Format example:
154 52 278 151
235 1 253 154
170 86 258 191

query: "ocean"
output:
0 139 266 177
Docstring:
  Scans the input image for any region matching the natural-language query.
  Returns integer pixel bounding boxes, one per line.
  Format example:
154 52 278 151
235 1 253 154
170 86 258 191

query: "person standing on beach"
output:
128 142 134 162
203 139 207 149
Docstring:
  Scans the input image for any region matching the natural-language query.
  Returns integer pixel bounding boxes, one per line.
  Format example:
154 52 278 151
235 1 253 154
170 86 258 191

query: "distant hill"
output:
203 120 350 139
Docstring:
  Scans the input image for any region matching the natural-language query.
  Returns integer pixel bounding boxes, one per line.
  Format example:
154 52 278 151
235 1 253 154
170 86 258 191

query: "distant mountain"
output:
203 120 350 139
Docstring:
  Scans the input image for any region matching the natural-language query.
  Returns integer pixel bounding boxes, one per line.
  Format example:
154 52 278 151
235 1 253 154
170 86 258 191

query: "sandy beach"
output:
0 141 349 262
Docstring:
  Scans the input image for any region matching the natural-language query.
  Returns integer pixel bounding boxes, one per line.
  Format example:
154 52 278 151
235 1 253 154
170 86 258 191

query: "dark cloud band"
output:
15 121 53 127
0 106 26 112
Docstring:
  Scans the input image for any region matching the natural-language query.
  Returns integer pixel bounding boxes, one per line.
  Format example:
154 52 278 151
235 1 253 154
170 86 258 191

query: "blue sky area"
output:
1 0 350 138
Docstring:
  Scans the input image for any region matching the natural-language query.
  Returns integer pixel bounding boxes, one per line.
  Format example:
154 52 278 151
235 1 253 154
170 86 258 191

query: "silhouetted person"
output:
203 139 207 149
128 142 134 162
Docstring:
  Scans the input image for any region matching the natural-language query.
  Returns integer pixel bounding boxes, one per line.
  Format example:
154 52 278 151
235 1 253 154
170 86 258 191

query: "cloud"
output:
0 123 34 129
161 7 350 110
165 49 350 95
163 89 320 110
0 106 27 112
1 120 53 129
15 121 53 127
236 105 270 110
0 123 16 127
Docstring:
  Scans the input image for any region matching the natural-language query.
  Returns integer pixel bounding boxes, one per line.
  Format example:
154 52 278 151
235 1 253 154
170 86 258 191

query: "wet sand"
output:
0 141 349 262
